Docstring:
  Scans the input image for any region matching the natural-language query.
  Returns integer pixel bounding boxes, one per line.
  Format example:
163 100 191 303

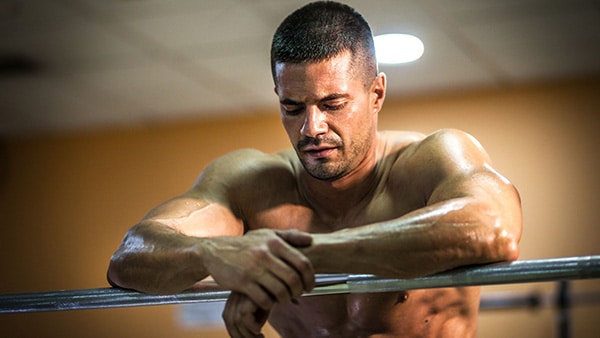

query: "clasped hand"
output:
204 229 315 337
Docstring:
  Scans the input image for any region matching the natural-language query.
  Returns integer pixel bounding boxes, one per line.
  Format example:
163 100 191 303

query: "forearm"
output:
107 222 209 294
107 223 315 304
303 198 520 278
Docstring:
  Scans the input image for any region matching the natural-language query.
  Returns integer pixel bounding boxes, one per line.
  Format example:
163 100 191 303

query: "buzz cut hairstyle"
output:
270 1 378 87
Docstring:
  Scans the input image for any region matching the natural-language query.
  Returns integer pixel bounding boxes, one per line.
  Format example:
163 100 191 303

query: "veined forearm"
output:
303 198 519 278
107 222 208 294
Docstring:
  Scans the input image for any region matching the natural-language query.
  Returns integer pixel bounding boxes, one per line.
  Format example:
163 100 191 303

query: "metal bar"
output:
1 255 598 314
344 255 600 293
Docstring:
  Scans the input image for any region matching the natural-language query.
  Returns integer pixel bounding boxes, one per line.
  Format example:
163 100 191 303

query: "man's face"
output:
274 52 384 181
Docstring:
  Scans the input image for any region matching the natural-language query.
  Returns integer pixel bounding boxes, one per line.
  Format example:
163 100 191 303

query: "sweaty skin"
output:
107 52 522 337
223 132 514 338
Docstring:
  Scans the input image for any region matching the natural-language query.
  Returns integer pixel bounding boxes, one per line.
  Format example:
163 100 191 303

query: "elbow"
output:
497 232 520 262
106 253 128 289
462 226 519 266
105 251 160 293
106 265 120 289
498 184 522 262
484 217 521 263
478 192 522 263
495 204 522 262
466 227 519 266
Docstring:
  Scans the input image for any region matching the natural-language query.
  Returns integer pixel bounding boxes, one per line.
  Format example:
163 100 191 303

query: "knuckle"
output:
251 247 269 260
266 237 283 251
283 270 301 287
298 256 312 270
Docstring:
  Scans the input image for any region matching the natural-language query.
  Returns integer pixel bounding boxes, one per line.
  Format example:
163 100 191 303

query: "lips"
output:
297 136 341 161
302 146 337 159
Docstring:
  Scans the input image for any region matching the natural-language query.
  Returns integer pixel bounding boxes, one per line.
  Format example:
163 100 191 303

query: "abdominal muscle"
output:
268 287 480 338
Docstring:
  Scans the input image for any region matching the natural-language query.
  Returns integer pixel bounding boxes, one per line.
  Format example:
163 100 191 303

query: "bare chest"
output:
269 287 480 338
244 187 421 233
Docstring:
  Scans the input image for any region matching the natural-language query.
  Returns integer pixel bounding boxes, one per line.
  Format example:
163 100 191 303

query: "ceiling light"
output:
374 33 424 64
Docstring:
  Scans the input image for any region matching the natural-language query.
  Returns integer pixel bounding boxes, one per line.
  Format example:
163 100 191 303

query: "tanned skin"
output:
107 52 522 337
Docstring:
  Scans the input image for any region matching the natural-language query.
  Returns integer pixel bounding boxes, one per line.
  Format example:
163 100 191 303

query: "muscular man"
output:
107 2 522 337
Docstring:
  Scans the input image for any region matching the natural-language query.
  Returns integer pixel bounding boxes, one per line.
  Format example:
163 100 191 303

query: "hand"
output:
204 229 315 310
223 291 270 338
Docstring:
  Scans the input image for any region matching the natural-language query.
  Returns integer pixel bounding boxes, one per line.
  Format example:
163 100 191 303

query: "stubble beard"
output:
302 156 346 181
298 136 368 181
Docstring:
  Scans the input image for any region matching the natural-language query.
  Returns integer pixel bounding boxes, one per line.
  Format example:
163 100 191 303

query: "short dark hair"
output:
270 1 377 86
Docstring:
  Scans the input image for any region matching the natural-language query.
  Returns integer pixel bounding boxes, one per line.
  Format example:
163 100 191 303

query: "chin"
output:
305 165 347 181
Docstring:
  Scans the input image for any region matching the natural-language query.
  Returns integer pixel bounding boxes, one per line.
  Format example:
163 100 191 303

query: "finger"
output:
268 239 315 292
257 244 306 298
256 269 298 304
267 264 304 300
223 293 243 338
226 292 266 338
239 298 267 336
242 283 275 311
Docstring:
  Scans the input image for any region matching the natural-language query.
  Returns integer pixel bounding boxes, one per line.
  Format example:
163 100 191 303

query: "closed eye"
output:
320 94 349 112
283 107 303 116
280 100 304 116
323 102 346 111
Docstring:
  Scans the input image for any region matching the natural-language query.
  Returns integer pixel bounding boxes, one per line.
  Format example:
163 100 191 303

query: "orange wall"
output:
0 78 598 337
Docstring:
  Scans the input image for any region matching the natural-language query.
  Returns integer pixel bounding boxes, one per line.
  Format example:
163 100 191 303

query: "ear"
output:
370 72 386 114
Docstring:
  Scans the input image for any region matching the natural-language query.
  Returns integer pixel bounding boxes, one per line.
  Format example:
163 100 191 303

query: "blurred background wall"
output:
0 77 598 337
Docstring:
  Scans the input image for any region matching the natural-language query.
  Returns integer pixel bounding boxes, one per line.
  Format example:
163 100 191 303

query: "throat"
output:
296 136 385 226
298 170 379 227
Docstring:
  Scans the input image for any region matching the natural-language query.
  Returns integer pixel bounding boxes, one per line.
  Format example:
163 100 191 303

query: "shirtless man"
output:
107 2 522 337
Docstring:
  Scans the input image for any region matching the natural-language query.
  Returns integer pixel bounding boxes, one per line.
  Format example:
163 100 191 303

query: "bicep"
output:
428 165 523 257
138 148 284 238
429 165 521 217
417 130 522 236
141 195 244 237
140 149 276 237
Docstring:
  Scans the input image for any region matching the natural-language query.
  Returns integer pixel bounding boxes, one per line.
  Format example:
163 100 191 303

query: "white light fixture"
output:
374 33 424 64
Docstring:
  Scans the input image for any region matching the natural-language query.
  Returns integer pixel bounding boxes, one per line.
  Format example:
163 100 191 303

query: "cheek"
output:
281 117 301 141
343 106 370 130
342 108 374 145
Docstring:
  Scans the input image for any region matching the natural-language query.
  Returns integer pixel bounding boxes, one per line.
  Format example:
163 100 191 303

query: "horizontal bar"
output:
1 255 598 314
343 255 600 293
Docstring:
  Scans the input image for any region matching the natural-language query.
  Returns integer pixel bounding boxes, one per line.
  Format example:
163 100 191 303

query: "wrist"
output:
189 237 214 281
301 233 343 273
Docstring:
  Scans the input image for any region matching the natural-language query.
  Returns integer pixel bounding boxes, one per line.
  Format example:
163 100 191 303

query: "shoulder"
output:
402 128 491 170
184 148 299 220
379 128 490 168
188 149 296 205
378 130 426 153
386 129 493 195
422 128 485 151
196 149 292 185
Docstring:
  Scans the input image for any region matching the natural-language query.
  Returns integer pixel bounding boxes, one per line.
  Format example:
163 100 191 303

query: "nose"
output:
300 106 328 137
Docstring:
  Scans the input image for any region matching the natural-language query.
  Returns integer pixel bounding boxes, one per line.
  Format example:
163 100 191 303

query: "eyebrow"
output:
279 93 350 106
321 93 350 102
280 98 301 106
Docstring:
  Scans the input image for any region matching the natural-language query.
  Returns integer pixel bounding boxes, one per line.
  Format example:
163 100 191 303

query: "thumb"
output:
276 229 313 248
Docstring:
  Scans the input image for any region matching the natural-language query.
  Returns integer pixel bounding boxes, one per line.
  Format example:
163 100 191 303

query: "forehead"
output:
274 53 363 99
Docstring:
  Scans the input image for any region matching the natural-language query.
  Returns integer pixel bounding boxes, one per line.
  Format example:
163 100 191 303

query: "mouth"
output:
302 146 337 160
